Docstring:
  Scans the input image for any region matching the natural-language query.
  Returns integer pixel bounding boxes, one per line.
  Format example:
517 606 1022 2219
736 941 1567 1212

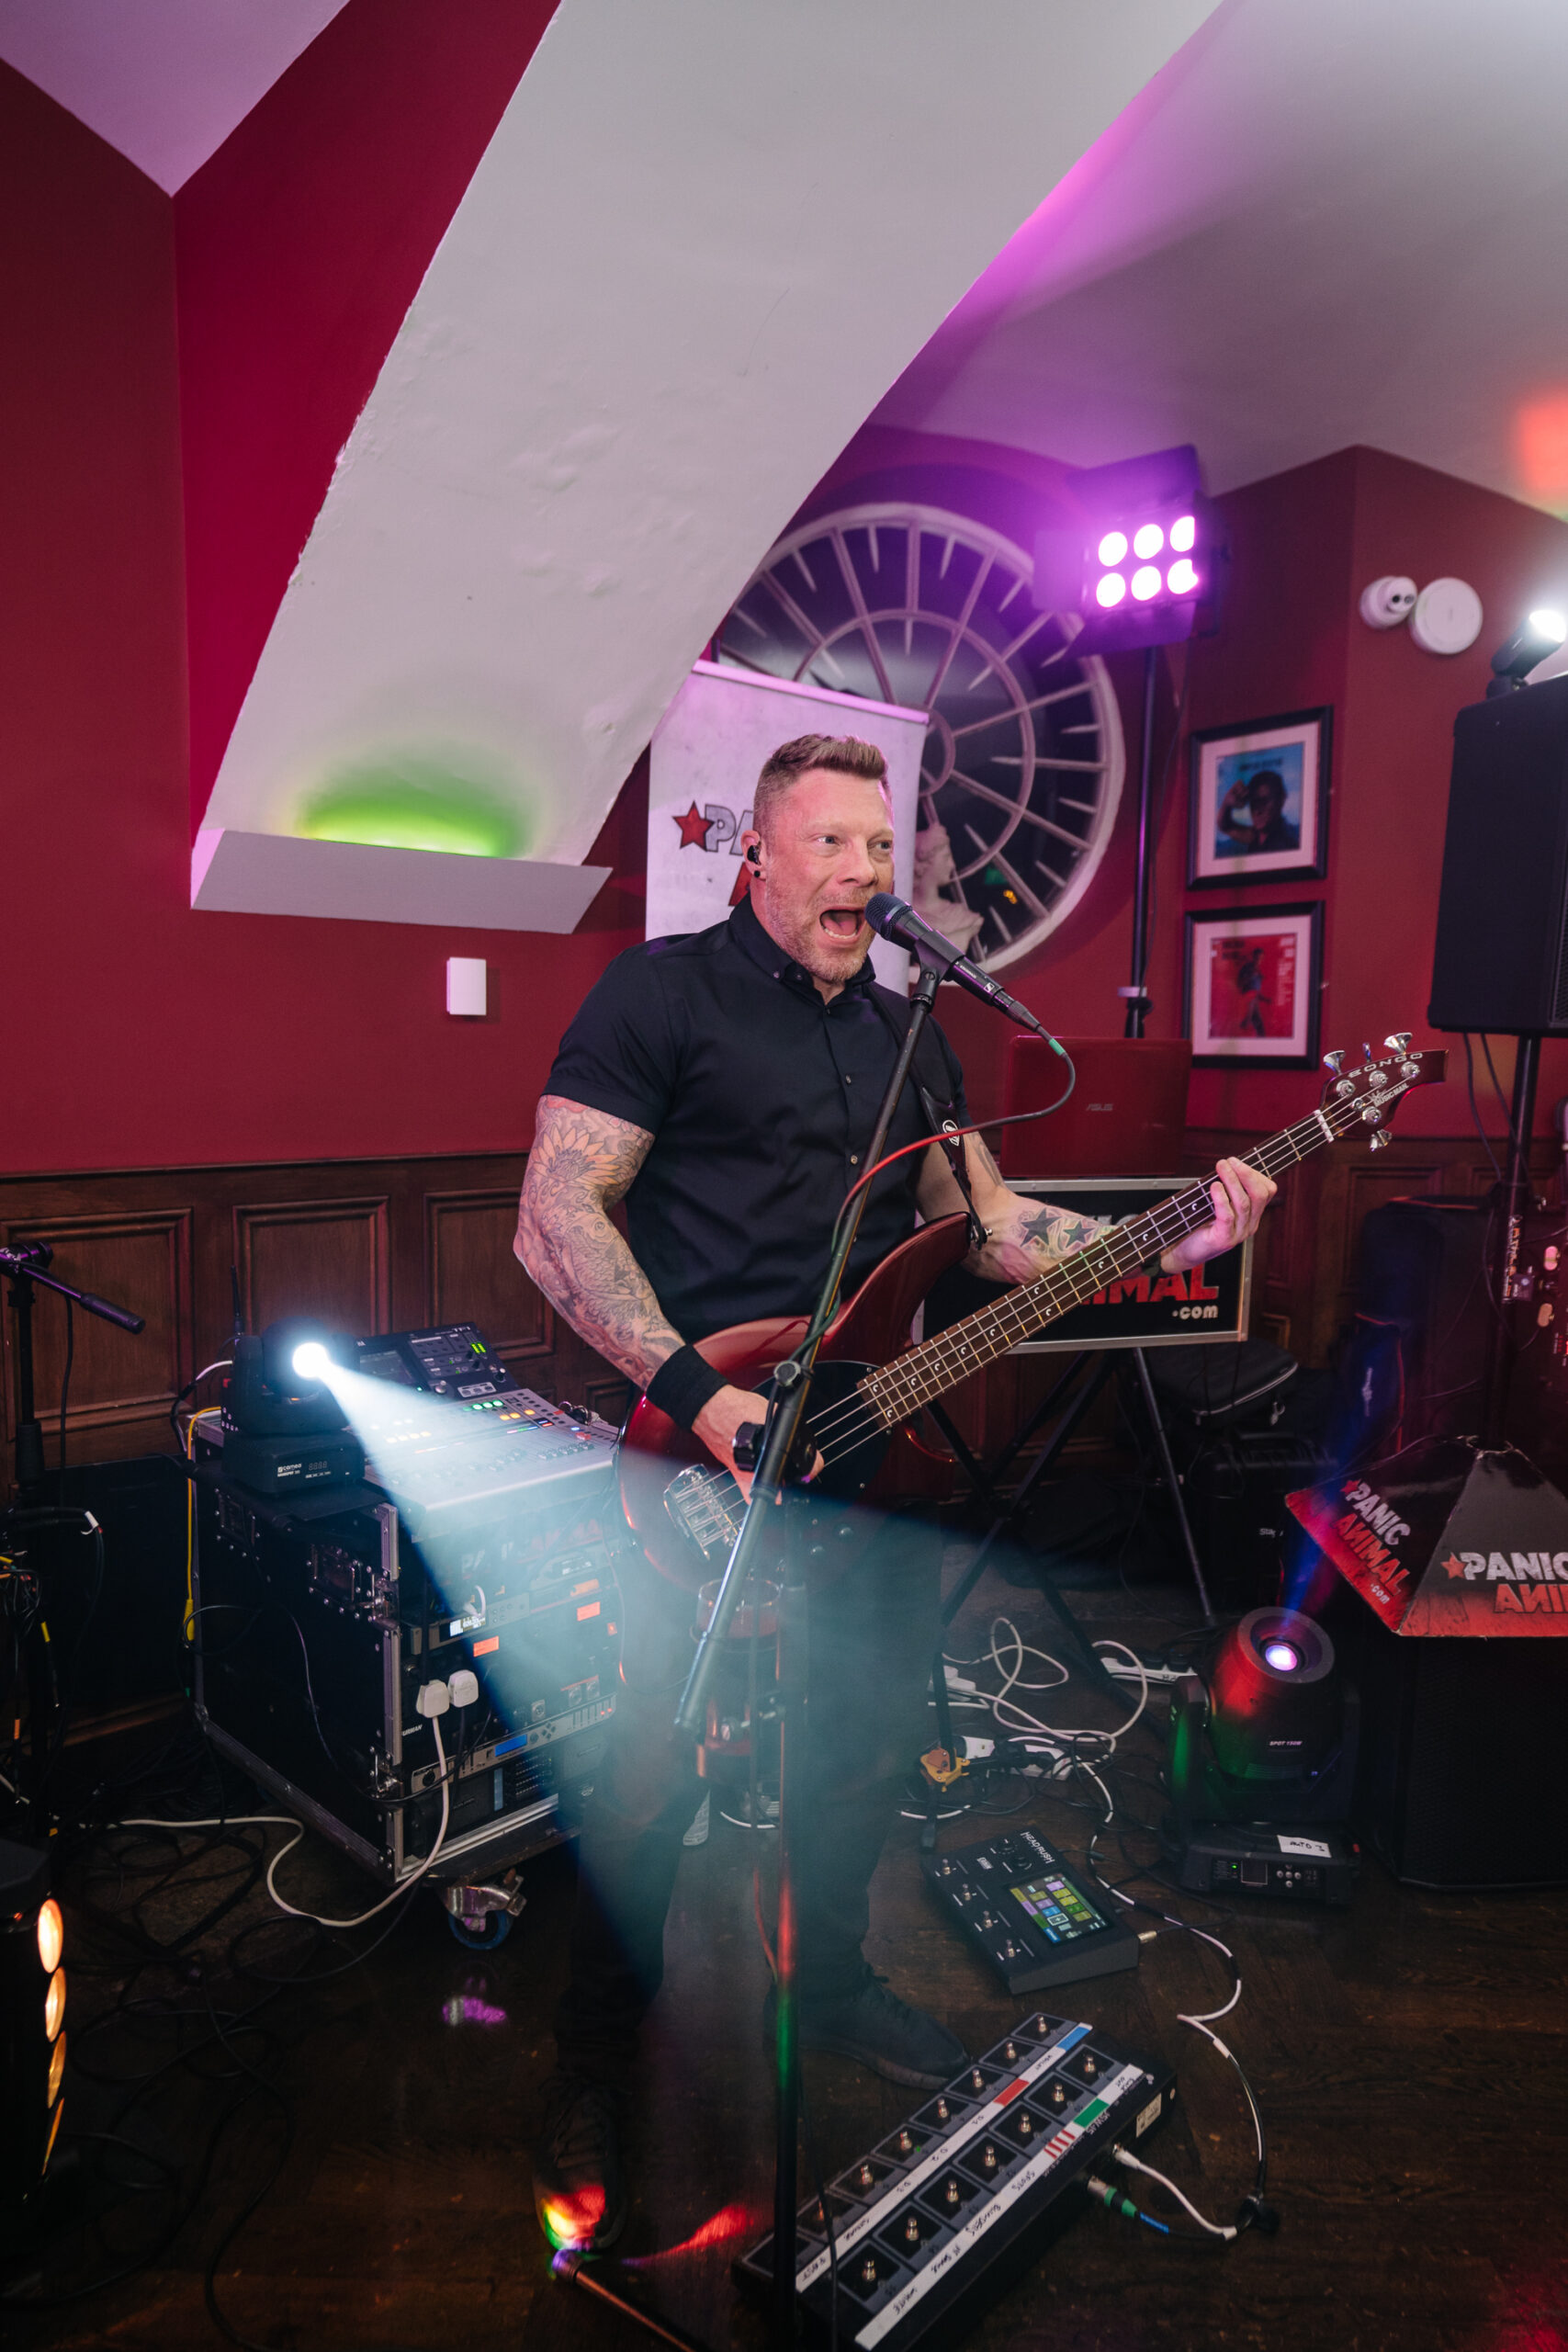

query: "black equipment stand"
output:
1483 1033 1541 1443
675 961 947 2341
2 1242 144 1497
1121 645 1159 1041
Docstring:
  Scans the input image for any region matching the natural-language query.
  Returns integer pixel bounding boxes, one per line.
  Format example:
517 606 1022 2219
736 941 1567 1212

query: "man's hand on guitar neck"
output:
916 1136 1275 1287
1157 1156 1275 1273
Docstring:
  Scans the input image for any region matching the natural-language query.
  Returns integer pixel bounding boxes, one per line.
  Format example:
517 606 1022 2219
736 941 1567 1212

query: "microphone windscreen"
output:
864 892 907 937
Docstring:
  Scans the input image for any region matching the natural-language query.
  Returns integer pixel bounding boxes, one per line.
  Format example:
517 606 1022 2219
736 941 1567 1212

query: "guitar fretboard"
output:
856 1102 1354 1430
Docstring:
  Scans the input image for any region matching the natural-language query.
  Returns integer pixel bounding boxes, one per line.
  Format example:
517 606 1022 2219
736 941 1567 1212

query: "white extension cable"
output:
119 1713 452 1933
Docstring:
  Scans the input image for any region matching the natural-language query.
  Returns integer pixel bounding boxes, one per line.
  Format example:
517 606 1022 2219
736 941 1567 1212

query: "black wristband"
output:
645 1344 728 1431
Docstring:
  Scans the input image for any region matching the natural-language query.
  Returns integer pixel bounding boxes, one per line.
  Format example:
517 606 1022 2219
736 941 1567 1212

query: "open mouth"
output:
819 906 866 942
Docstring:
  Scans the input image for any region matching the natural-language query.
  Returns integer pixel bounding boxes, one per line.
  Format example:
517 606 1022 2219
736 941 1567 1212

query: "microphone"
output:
864 894 1061 1045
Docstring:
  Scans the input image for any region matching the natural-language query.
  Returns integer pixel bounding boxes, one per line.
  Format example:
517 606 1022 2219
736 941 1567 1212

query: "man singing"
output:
515 731 1272 2249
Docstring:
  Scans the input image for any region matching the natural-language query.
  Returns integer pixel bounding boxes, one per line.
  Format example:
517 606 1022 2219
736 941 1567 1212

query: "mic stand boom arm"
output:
1 1242 145 1496
674 957 944 2337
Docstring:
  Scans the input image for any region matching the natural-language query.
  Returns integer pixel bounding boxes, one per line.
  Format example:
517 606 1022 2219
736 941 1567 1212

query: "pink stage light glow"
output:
1097 529 1128 566
622 2202 761 2267
1096 572 1127 607
1133 522 1164 559
1170 514 1196 552
1131 565 1160 601
1167 558 1199 596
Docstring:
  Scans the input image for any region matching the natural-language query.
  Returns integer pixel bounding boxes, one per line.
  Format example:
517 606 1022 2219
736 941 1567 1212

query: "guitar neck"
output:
859 1106 1337 1427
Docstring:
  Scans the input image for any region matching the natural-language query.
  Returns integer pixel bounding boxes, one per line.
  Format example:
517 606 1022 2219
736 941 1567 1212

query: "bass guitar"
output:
618 1035 1447 1589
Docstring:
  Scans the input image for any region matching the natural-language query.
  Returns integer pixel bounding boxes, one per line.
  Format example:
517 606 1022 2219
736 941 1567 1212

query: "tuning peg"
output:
1384 1032 1413 1052
1323 1049 1345 1073
1368 1129 1392 1151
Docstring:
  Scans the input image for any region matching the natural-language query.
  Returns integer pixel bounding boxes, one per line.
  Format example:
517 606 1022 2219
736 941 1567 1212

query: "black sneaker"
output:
532 2075 627 2253
768 1973 969 2090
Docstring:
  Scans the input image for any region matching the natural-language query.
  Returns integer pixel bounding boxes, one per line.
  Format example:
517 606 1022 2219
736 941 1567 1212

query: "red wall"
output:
804 435 1568 1149
9 36 1568 1186
1179 446 1568 1144
2 56 640 1181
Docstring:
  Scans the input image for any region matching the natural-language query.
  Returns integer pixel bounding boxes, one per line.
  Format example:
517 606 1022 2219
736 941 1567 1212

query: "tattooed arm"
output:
914 1134 1275 1283
515 1095 773 1486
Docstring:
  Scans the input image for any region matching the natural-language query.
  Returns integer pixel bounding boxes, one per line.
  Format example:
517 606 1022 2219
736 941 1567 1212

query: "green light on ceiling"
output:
299 759 525 859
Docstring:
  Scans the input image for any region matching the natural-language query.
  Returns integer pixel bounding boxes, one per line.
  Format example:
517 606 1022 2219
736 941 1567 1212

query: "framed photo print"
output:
1184 903 1323 1069
1188 707 1331 886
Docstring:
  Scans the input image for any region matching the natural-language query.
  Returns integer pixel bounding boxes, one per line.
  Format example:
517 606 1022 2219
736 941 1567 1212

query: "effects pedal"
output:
926 1825 1133 1994
738 2013 1175 2351
923 1829 1140 1996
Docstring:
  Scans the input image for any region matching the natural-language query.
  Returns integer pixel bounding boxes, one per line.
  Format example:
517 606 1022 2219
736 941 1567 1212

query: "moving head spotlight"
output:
220 1319 363 1498
1164 1608 1360 1905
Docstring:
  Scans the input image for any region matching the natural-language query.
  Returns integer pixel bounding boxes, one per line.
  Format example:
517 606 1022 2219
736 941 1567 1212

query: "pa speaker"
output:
1429 674 1568 1034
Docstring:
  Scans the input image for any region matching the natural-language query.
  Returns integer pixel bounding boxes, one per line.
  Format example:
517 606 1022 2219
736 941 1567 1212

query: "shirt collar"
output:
728 889 877 1001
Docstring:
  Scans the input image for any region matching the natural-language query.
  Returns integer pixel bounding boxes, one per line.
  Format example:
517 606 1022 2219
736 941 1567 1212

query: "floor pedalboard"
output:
922 1828 1143 1995
737 2013 1176 2351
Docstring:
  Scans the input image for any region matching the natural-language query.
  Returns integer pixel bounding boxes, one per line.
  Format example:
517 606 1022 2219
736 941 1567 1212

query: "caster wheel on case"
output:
446 1908 513 1950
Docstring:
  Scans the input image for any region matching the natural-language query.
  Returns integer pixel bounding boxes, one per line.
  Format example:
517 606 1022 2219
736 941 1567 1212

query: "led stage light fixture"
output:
1163 1608 1360 1904
1 1838 67 2215
1488 605 1568 693
1034 444 1216 654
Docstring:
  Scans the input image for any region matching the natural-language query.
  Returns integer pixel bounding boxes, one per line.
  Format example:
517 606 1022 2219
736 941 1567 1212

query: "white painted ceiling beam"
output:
196 0 1218 888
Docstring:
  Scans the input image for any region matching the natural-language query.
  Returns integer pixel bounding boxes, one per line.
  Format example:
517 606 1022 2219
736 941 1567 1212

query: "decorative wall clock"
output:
716 500 1123 969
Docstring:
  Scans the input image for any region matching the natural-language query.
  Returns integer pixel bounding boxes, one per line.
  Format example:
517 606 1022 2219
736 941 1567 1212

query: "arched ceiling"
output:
876 0 1568 514
9 0 1568 920
0 0 349 191
182 0 1216 880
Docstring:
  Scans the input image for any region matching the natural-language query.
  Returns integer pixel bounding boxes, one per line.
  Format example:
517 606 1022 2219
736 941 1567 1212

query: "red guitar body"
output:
618 1214 973 1589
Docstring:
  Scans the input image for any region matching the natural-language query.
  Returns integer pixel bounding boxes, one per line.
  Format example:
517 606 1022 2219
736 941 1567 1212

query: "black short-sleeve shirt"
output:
545 893 969 1342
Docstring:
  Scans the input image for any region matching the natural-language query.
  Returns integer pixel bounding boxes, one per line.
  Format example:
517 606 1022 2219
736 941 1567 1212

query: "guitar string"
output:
675 1071 1416 1522
799 1089 1394 1470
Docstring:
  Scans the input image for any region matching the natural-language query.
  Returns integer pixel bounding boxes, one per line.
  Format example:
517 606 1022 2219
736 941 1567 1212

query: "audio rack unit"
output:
192 1323 628 1893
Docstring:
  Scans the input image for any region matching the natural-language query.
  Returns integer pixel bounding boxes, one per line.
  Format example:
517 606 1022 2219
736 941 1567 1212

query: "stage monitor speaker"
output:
1325 1584 1568 1886
1429 673 1568 1035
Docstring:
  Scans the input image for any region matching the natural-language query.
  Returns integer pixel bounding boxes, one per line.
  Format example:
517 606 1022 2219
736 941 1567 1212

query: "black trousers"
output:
554 1507 943 2083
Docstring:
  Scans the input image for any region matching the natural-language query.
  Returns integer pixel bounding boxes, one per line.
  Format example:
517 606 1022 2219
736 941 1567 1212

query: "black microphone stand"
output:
676 956 945 2340
2 1242 144 1497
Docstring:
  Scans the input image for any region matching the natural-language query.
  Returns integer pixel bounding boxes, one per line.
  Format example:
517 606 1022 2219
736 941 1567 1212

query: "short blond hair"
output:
753 733 889 840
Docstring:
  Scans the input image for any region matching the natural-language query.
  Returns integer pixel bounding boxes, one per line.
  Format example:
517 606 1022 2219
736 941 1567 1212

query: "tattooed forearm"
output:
965 1197 1111 1287
515 1095 686 1385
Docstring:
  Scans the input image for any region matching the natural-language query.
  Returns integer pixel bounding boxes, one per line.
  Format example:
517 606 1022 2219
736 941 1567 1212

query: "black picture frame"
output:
1188 706 1332 887
1183 900 1324 1069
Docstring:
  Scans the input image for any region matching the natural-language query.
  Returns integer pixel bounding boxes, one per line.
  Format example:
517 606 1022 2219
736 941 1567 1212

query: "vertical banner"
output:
648 662 927 989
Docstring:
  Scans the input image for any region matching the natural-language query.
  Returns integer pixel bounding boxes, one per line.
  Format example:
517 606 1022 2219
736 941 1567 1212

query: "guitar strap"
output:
869 991 987 1254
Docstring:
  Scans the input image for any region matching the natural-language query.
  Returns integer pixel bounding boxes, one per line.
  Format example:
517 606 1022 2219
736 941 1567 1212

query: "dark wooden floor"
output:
8 1555 1568 2352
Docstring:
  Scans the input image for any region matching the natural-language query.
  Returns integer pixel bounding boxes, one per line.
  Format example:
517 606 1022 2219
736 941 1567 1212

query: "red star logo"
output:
1442 1553 1465 1580
672 801 713 850
728 864 751 907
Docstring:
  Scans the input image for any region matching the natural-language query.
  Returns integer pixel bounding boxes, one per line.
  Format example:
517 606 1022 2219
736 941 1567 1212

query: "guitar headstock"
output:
1319 1034 1448 1148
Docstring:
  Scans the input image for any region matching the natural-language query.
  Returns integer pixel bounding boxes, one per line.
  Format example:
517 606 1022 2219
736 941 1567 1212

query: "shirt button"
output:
850 1155 859 1165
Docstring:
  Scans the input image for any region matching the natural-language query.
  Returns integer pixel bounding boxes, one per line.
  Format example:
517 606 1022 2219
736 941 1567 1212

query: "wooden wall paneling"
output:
424 1186 552 1364
1 1207 193 1456
233 1196 390 1338
10 1135 1544 1481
